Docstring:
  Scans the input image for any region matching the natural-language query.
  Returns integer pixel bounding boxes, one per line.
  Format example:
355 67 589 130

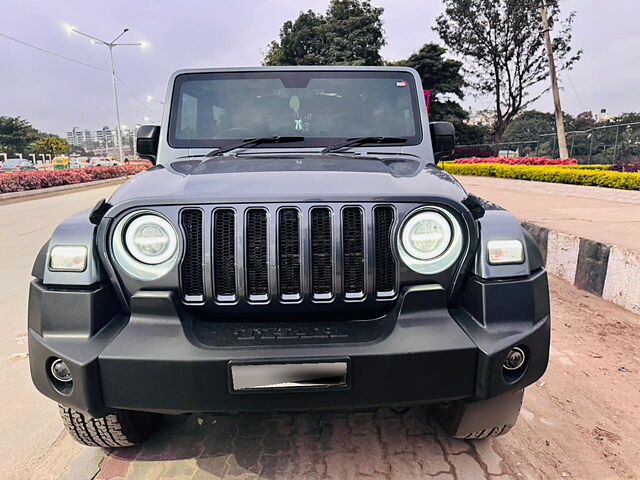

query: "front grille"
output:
342 207 365 298
180 209 204 301
179 204 398 305
278 208 301 300
213 209 236 300
310 208 333 299
245 209 268 300
374 206 396 296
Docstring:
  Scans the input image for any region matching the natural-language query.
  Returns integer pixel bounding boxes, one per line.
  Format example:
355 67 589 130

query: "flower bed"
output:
0 165 149 194
454 157 578 166
443 163 640 190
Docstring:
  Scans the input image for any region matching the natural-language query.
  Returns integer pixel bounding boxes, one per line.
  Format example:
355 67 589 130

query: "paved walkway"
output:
457 176 640 252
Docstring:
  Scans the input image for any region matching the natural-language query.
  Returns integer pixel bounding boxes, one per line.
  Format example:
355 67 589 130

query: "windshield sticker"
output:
396 80 408 87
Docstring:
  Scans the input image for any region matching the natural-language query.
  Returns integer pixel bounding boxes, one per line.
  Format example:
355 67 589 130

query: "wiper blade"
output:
321 136 408 154
206 136 305 157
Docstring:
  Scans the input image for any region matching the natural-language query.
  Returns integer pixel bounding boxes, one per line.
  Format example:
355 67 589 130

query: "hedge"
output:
443 163 640 190
0 165 149 194
454 157 578 166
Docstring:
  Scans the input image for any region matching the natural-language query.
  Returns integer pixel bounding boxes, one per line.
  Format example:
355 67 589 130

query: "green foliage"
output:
443 163 640 190
0 116 44 156
434 0 581 142
392 43 488 144
263 0 386 66
34 136 70 156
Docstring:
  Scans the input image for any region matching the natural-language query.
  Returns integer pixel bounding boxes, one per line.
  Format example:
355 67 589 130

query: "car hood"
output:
107 155 469 212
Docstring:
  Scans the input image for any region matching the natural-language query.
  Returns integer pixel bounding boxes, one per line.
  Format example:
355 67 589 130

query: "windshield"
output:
168 70 422 149
3 159 22 167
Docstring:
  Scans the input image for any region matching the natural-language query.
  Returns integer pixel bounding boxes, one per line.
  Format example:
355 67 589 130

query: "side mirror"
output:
136 125 160 164
430 121 455 163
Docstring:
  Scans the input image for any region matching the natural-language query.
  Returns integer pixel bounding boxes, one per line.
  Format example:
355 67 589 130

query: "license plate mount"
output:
229 359 350 393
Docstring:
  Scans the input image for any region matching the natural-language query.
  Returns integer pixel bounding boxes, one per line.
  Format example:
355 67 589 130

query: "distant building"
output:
66 128 94 148
67 125 137 155
595 109 614 123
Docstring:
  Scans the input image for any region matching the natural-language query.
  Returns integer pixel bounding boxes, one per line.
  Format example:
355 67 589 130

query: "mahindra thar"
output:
29 67 550 447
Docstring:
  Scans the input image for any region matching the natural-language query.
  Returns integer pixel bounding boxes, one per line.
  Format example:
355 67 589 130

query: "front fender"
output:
40 209 103 286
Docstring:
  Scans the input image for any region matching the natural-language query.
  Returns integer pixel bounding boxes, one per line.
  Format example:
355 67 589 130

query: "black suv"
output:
29 67 550 447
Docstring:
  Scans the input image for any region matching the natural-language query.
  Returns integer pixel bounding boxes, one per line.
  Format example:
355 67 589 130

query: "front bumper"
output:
28 271 550 417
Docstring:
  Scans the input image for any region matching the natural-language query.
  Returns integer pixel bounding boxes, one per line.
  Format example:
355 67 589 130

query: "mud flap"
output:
435 389 524 438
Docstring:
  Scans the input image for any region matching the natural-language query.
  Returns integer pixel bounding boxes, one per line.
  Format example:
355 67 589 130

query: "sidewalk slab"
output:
457 176 640 252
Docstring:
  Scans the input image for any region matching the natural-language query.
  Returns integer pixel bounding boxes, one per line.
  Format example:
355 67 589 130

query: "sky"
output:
1 0 638 137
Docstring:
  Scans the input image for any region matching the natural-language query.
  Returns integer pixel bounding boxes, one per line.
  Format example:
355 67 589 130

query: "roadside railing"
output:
456 122 640 164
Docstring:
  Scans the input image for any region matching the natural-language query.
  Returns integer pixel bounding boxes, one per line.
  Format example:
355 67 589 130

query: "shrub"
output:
443 163 640 190
452 146 496 159
611 162 640 173
0 164 149 194
455 156 578 166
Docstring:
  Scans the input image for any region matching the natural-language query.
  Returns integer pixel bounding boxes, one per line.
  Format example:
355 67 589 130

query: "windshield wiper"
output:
321 136 408 154
205 136 305 157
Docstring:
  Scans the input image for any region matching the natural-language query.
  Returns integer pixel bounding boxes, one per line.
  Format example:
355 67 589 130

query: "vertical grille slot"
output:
246 209 269 301
310 208 333 300
342 207 365 298
180 209 204 302
213 209 236 301
278 208 301 300
374 206 396 297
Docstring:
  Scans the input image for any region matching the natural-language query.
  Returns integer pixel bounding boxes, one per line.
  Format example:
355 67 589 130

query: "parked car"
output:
29 66 550 447
69 158 88 169
1 158 37 173
89 157 120 167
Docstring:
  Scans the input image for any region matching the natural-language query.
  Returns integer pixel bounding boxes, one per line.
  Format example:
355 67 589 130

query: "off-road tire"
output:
59 405 159 447
457 423 514 439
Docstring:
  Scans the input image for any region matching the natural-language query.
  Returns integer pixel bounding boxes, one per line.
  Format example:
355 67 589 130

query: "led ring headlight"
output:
111 211 180 280
124 214 178 265
398 207 464 275
401 210 453 260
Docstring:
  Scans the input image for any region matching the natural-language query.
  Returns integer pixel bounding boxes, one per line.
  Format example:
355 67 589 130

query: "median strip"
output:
523 222 640 315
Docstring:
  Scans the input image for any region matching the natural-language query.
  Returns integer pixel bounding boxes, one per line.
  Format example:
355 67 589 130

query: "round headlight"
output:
397 207 464 275
401 211 452 260
124 214 178 265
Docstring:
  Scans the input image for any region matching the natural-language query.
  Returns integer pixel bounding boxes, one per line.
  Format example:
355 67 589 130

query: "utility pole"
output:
540 3 569 159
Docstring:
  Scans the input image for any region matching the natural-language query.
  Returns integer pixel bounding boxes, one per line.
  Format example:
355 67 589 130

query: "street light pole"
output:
107 46 125 162
70 27 141 162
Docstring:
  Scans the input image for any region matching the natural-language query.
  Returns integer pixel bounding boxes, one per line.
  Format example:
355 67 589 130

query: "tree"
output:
0 116 42 155
435 0 581 142
263 0 386 66
393 43 487 144
34 137 70 157
502 110 557 142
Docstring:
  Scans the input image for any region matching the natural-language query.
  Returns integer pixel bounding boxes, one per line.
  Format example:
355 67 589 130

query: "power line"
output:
563 71 587 112
115 74 155 113
0 33 108 72
1 32 156 116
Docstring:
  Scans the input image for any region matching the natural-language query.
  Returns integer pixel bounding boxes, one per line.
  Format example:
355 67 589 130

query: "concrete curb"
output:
523 222 640 315
0 177 128 206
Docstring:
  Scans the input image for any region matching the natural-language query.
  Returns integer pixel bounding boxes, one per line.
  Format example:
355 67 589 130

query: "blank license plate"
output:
230 361 348 392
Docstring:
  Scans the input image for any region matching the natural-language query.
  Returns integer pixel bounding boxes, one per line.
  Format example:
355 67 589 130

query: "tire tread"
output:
58 405 142 447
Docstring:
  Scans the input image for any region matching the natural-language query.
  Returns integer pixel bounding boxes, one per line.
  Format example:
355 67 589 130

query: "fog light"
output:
51 359 73 382
503 347 526 371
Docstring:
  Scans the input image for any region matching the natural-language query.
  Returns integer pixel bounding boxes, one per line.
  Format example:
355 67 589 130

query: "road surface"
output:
1 185 639 480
